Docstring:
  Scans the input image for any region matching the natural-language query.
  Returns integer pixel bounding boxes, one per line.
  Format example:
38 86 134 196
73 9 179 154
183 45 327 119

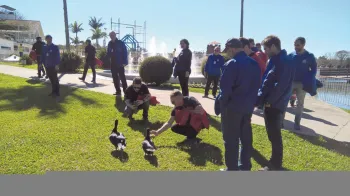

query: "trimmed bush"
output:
139 56 172 86
97 48 110 69
201 53 231 78
20 55 33 65
59 52 82 73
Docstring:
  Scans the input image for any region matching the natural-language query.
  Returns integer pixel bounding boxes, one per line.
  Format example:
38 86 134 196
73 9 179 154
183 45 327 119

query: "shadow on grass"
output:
144 155 158 167
285 107 338 126
0 79 98 118
115 96 125 113
293 133 350 157
111 150 129 163
127 120 164 135
175 141 224 166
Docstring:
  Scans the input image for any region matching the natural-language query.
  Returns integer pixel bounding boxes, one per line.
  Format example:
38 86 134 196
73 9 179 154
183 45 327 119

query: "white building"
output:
0 5 44 60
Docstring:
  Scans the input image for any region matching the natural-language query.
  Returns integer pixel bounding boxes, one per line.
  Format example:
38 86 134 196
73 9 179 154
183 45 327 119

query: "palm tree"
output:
63 0 70 52
70 21 84 53
240 0 244 37
70 21 84 40
91 28 107 48
89 17 105 30
70 37 84 54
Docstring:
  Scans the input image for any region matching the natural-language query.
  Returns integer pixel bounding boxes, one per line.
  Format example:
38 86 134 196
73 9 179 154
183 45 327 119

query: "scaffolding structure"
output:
110 18 146 51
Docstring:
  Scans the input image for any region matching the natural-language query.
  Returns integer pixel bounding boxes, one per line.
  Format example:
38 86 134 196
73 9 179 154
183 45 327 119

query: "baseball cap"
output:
222 38 242 53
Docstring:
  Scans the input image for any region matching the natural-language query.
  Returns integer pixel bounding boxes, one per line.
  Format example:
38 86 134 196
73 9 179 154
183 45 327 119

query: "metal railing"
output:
316 77 350 109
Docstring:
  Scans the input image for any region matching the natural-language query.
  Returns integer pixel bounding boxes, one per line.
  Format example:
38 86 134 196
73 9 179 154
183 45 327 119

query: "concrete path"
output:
1 64 350 142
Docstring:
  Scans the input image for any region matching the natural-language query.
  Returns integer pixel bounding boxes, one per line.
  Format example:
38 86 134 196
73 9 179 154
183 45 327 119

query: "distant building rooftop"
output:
0 19 44 44
0 5 16 11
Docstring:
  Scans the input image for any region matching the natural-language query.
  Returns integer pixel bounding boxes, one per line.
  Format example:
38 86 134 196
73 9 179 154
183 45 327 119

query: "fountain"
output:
98 36 206 84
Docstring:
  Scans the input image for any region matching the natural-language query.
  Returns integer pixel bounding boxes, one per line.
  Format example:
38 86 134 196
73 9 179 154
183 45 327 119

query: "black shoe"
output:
91 80 96 83
79 77 85 81
45 76 49 79
203 95 208 98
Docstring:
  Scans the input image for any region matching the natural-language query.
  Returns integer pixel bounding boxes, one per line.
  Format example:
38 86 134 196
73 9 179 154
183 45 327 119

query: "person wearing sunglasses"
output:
123 77 151 121
150 90 208 144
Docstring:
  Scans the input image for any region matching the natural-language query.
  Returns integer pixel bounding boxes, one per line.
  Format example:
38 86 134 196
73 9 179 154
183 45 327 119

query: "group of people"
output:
35 31 317 171
151 35 317 172
202 35 316 171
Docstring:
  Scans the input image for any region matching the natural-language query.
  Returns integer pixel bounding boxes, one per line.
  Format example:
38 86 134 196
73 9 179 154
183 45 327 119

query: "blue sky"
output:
3 0 350 57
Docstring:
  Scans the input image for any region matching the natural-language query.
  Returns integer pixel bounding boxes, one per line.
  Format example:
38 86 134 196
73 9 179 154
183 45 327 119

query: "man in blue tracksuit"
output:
219 38 261 171
41 35 61 97
284 37 317 130
203 46 224 98
107 31 128 96
256 35 295 171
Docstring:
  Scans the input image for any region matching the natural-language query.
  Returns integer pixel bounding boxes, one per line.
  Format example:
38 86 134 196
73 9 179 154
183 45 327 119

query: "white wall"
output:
0 38 31 60
0 38 14 60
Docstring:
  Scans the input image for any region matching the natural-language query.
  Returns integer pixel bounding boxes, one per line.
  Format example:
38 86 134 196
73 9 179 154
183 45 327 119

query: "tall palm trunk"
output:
63 0 70 52
96 39 99 49
240 0 244 37
75 32 78 54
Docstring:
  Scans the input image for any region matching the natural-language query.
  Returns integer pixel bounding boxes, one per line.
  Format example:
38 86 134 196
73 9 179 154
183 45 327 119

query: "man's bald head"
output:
109 31 117 41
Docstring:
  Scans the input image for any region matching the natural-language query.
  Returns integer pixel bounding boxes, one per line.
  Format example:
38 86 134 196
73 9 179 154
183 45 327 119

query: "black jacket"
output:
32 41 45 55
174 48 192 72
85 44 96 61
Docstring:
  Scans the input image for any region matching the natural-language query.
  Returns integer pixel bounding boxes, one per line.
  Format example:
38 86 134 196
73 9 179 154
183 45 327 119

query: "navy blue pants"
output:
221 108 253 171
264 107 283 169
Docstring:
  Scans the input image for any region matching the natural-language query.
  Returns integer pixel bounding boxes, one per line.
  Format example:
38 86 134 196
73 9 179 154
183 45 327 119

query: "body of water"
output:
316 77 350 110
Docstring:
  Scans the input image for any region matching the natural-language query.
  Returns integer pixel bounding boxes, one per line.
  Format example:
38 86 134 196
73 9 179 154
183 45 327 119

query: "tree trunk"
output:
240 0 244 37
76 32 78 54
63 0 70 52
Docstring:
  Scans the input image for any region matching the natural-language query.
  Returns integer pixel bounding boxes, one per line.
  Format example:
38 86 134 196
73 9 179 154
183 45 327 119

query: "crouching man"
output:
124 77 151 121
150 90 209 143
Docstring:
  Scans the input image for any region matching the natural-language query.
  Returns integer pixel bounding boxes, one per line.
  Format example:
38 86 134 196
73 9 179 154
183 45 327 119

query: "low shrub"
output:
59 52 82 73
201 53 231 78
97 48 110 69
20 55 33 65
139 56 172 86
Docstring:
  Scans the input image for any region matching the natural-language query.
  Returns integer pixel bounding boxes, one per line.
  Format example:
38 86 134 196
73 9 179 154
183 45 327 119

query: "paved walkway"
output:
1 64 350 142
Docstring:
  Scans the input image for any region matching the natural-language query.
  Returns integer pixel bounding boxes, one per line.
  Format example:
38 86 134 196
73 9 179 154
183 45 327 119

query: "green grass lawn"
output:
1 74 350 174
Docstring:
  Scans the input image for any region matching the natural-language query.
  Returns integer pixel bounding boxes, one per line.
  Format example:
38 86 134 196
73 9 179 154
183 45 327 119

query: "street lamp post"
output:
240 0 244 37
